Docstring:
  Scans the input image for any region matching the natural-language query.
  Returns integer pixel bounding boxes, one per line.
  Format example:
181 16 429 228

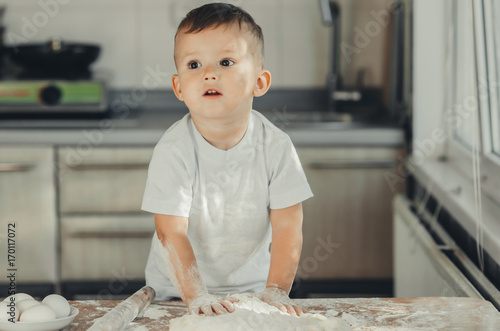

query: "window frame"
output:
411 0 500 271
445 0 479 189
473 0 500 204
446 0 500 206
484 0 500 155
449 0 480 151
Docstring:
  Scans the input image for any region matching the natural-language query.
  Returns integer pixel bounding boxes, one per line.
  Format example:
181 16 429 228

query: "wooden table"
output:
66 297 500 330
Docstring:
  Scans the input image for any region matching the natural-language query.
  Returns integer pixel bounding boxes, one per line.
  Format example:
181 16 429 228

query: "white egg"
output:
19 304 56 322
16 299 40 319
0 300 19 322
42 294 71 319
3 293 35 303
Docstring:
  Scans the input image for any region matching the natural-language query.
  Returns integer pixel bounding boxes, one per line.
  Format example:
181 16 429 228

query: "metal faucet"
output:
319 0 361 113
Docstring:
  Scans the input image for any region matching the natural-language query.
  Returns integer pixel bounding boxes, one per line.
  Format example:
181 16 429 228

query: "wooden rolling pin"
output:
87 286 156 331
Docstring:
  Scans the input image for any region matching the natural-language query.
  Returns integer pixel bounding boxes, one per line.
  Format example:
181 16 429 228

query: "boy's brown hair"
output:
175 3 264 66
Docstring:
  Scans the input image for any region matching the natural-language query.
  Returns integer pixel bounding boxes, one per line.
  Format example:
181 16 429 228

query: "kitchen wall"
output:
1 0 393 90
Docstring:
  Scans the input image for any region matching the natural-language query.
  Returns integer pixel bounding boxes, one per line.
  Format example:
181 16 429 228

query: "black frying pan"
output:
4 38 100 76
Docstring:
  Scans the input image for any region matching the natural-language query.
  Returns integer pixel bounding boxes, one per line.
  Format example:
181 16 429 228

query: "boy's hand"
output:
256 287 307 316
187 292 236 316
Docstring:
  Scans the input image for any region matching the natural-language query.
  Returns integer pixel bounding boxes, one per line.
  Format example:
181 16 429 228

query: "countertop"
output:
67 297 500 330
0 110 406 147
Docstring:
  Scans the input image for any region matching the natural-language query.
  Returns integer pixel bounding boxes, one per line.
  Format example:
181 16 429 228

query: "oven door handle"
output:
0 163 35 172
64 163 149 171
69 231 154 239
308 159 397 169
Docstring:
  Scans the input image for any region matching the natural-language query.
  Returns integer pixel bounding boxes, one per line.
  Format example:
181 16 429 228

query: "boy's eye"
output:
188 61 201 69
220 59 234 67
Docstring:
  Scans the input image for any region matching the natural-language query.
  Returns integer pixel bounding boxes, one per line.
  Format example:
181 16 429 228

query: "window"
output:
412 0 500 284
443 0 500 205
470 0 500 203
448 0 500 160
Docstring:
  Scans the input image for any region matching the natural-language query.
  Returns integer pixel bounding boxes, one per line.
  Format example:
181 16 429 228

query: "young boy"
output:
142 3 313 317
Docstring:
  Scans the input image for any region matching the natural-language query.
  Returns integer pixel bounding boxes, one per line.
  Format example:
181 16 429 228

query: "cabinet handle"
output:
308 159 397 169
69 231 153 239
64 163 149 171
0 163 35 172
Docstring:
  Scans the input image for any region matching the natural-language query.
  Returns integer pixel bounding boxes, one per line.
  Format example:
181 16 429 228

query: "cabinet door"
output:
57 146 155 281
60 214 154 281
296 147 405 279
0 146 57 283
58 147 153 213
394 196 481 298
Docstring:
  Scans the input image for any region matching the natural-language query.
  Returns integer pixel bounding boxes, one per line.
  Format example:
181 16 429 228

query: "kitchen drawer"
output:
296 147 406 280
58 147 153 213
0 146 57 283
60 214 155 281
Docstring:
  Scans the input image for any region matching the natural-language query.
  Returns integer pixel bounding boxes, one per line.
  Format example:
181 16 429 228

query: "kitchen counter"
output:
67 297 500 330
0 110 405 147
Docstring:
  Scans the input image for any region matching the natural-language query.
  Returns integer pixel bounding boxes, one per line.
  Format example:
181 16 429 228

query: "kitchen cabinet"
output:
393 195 481 298
57 147 155 284
0 141 406 298
296 147 406 282
0 146 57 291
60 214 153 281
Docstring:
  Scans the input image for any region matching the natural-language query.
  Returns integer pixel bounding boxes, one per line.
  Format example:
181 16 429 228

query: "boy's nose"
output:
203 66 217 80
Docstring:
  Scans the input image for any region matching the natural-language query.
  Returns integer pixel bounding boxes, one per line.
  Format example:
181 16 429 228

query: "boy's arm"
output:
262 202 307 316
154 214 235 315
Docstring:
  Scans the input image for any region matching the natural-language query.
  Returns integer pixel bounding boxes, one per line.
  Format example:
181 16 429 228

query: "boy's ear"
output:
253 70 271 97
172 74 184 101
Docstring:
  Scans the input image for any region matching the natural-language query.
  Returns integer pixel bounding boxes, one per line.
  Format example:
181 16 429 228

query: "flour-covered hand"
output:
256 287 307 316
187 292 236 316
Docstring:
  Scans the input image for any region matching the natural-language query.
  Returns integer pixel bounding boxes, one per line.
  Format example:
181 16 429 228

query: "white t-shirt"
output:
141 110 313 300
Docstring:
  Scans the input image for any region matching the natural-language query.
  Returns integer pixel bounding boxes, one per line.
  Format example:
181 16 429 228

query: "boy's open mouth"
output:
203 89 222 96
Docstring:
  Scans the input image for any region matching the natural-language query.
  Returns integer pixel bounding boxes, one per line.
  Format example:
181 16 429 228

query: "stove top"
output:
0 80 107 114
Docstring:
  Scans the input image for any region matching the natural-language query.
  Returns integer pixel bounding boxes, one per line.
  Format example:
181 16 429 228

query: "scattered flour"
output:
169 294 352 331
142 305 172 319
80 300 100 306
324 309 340 318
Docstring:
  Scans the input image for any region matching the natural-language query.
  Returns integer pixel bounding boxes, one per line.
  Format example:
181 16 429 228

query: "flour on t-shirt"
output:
142 110 314 299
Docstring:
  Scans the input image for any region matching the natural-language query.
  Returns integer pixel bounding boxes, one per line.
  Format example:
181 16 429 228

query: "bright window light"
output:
451 0 479 150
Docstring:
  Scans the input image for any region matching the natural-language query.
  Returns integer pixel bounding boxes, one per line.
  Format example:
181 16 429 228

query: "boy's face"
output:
172 23 270 122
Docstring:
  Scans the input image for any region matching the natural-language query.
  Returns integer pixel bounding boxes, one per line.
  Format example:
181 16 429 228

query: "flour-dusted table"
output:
66 297 500 330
